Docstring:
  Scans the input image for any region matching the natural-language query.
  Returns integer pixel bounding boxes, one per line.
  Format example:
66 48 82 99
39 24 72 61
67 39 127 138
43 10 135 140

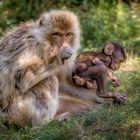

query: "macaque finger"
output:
73 75 85 86
112 79 121 87
86 81 95 89
114 92 126 104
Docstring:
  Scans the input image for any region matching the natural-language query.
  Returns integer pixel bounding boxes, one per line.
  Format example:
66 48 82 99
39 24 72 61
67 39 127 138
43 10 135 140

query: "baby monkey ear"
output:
104 42 114 55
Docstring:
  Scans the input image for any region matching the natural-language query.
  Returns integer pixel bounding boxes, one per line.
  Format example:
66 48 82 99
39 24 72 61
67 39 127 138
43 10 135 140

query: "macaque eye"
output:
66 32 74 36
52 32 61 36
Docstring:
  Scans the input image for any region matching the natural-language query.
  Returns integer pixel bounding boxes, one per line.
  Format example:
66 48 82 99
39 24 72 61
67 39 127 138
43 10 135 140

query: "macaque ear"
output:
104 43 114 55
39 17 45 26
39 15 46 26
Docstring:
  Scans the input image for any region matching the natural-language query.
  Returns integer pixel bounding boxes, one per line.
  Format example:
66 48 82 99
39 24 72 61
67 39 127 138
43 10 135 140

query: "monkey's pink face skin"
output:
50 32 75 48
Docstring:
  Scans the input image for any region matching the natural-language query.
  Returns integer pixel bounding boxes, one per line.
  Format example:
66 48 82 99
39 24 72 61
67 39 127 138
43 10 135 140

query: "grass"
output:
0 55 139 140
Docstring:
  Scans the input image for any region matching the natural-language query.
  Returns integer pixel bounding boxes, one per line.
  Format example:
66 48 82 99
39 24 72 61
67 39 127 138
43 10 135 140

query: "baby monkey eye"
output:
66 32 74 36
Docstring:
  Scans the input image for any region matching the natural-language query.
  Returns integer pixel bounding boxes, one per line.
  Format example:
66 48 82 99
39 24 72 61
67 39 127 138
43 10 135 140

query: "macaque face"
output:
49 31 75 64
110 51 125 71
103 42 126 71
41 11 80 65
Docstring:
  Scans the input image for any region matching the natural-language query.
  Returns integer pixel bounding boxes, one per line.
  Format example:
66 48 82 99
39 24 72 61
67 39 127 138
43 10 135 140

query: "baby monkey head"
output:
103 42 126 71
38 10 80 65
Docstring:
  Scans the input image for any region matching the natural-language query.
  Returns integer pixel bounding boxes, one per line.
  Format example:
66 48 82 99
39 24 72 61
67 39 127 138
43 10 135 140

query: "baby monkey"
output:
72 42 126 103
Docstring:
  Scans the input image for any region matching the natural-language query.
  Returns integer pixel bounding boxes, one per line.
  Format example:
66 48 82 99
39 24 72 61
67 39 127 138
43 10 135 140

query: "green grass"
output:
0 57 140 140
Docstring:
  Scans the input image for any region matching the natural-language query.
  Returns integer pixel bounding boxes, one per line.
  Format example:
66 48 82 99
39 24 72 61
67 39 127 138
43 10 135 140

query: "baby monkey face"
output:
110 51 125 71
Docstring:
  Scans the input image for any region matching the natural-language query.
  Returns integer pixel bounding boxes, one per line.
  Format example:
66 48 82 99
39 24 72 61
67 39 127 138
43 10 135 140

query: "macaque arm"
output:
96 91 125 103
59 78 106 104
107 68 121 87
97 91 114 98
107 68 117 80
59 81 95 100
15 58 53 93
95 70 124 102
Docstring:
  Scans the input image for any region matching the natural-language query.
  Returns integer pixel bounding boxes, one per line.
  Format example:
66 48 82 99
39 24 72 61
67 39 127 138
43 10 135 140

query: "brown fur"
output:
57 96 92 116
0 10 80 127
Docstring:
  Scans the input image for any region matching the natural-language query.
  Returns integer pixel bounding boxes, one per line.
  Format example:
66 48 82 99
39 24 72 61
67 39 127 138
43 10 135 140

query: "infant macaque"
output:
72 42 126 89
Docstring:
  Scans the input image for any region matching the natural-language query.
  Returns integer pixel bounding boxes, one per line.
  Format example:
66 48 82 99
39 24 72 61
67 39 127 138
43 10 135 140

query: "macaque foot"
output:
113 92 126 104
56 112 70 121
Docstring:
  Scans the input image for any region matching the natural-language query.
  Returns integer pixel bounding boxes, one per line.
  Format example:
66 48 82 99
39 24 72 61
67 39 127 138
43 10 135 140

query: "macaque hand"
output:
112 78 121 87
86 81 95 89
113 92 126 104
73 75 85 86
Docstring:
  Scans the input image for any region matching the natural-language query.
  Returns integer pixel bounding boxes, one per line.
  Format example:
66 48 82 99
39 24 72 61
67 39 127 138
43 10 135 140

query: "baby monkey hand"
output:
112 77 121 87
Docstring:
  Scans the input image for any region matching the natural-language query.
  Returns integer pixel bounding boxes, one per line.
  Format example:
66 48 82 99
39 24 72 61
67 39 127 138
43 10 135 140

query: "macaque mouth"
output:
61 47 74 64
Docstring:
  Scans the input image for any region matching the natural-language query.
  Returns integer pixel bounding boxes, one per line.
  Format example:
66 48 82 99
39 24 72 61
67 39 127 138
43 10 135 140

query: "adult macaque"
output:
72 42 126 101
0 10 80 127
57 42 126 117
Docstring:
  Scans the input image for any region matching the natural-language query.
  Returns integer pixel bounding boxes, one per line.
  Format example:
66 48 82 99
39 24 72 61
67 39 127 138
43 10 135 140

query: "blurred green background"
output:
0 0 140 54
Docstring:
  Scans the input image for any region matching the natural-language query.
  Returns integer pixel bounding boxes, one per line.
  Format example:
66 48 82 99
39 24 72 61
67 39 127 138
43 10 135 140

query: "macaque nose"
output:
61 47 74 63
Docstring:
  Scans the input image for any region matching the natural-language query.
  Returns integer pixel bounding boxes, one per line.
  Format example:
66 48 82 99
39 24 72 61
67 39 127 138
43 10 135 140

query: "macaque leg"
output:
56 96 93 119
96 70 125 103
79 63 125 103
